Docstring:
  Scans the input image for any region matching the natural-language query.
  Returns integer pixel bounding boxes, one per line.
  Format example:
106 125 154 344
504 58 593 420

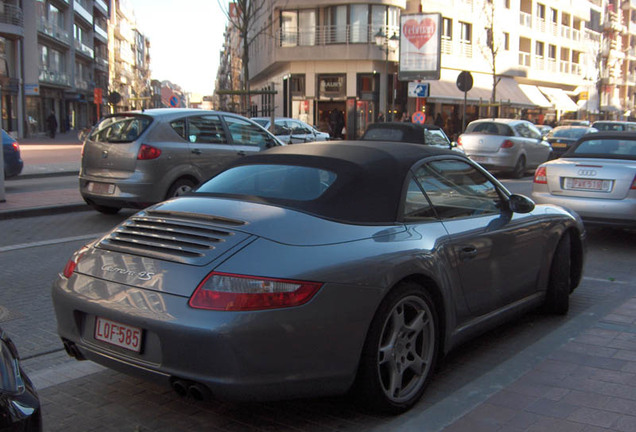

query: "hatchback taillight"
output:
457 136 463 146
189 272 322 311
501 140 514 149
534 166 547 184
137 144 161 160
11 142 19 152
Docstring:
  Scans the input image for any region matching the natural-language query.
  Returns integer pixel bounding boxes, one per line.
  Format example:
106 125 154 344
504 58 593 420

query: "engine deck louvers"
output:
96 210 250 265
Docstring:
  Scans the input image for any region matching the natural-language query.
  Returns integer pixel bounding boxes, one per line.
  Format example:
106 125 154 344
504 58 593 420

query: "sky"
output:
127 0 228 96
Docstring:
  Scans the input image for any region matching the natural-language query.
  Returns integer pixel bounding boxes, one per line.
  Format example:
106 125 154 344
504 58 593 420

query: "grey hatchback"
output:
80 108 282 213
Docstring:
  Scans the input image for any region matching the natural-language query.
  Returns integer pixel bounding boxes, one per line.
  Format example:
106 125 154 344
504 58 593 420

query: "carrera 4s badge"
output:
102 264 155 281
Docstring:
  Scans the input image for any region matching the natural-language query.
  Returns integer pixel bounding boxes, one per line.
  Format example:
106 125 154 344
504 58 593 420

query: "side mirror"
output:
508 194 535 214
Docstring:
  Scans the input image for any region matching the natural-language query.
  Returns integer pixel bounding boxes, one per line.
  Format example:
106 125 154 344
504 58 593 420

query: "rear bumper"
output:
466 152 517 171
531 191 636 226
79 172 164 208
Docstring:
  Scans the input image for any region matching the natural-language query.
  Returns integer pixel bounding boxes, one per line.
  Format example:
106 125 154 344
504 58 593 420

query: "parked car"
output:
535 124 553 138
54 141 585 415
532 131 636 227
0 327 42 432
591 120 636 132
544 125 598 158
2 130 23 179
361 122 462 152
251 117 329 143
79 108 282 214
559 119 591 126
458 118 552 178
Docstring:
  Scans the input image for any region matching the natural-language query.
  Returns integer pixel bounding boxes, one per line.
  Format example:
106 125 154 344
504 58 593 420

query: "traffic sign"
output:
456 71 473 92
412 111 426 124
408 82 430 98
169 95 180 107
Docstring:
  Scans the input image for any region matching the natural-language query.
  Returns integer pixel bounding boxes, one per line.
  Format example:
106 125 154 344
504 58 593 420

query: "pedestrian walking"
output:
46 111 58 138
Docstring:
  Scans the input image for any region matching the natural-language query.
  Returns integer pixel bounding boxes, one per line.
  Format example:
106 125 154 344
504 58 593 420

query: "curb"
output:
7 171 80 181
0 203 91 220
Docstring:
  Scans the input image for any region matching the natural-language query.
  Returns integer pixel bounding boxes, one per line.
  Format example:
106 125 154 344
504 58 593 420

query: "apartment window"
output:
504 0 510 8
290 75 305 98
548 44 557 60
536 3 546 20
443 18 452 39
504 32 510 50
350 4 369 43
459 22 472 43
326 5 348 43
536 41 545 57
281 11 298 47
550 8 558 24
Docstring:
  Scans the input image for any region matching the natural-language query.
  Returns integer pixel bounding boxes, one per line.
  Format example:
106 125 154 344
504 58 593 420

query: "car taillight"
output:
534 166 547 184
11 142 19 152
189 272 322 311
137 144 161 160
457 136 463 145
501 140 514 149
62 246 90 278
631 174 636 190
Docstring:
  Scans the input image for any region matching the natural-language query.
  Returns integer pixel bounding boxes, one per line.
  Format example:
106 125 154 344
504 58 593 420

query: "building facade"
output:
238 0 632 140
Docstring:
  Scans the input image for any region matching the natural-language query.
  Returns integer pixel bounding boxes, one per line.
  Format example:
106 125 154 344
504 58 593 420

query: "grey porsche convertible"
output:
52 141 585 414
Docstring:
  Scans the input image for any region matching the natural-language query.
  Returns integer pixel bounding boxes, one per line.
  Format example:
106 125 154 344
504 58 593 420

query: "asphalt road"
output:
0 202 634 431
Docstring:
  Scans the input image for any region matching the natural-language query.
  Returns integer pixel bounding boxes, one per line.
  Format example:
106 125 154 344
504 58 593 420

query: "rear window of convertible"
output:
195 164 337 201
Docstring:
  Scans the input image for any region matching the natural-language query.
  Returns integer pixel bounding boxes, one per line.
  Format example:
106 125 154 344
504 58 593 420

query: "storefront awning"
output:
538 86 579 112
518 85 552 108
425 70 536 107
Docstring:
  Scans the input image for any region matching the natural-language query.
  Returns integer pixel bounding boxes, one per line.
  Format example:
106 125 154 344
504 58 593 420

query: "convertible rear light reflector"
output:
534 166 547 184
62 246 90 278
137 144 161 160
501 140 514 149
189 272 322 311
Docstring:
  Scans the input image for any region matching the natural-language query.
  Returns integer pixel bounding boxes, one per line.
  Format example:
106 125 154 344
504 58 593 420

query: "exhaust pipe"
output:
188 382 212 401
170 377 212 401
62 339 86 360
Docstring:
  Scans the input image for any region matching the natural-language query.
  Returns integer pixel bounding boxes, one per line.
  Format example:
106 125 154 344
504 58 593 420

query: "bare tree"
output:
478 0 501 117
218 1 276 114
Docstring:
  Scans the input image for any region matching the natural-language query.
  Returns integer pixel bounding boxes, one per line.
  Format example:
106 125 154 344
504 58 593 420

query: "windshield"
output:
89 115 152 143
196 164 337 201
570 138 636 160
549 128 591 139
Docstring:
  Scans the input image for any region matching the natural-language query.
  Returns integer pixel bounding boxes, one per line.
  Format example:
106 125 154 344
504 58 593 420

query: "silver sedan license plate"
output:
87 182 115 194
564 177 611 192
94 317 142 352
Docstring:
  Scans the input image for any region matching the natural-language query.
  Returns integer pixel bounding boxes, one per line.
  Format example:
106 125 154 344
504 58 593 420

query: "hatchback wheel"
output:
511 155 526 179
167 178 196 199
355 283 438 414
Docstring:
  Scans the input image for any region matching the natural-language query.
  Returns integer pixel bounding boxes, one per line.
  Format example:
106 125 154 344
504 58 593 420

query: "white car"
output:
252 117 330 144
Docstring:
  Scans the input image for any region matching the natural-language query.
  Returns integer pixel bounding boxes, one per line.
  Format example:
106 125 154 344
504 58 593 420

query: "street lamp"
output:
375 29 399 121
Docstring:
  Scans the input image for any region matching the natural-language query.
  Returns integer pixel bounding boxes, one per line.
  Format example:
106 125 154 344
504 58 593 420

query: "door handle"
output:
458 246 478 261
191 148 202 155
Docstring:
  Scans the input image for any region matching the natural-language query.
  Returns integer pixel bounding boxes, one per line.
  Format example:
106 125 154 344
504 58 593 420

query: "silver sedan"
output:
532 131 636 227
53 141 585 414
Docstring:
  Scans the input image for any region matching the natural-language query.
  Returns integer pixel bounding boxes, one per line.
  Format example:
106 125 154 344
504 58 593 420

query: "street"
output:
1 183 635 430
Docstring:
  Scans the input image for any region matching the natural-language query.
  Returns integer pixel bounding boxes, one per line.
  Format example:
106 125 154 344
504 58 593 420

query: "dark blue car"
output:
0 327 42 431
2 130 23 179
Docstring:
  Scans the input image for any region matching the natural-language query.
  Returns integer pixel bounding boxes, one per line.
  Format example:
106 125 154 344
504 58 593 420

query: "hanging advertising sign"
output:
398 13 442 81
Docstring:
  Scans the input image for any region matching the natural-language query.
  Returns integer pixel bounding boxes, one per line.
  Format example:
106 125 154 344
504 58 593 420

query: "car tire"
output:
543 232 571 315
89 203 121 214
166 178 196 199
511 155 526 179
354 282 438 414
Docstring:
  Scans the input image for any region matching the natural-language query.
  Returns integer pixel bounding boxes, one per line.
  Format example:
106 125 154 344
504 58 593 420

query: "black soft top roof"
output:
208 140 461 224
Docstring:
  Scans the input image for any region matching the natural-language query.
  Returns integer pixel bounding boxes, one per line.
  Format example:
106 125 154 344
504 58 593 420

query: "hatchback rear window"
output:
465 122 512 136
89 115 152 143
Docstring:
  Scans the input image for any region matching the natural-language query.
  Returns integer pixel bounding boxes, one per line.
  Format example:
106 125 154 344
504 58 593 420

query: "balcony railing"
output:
441 37 452 55
39 68 70 86
547 59 558 73
74 78 89 90
0 4 23 26
534 56 545 70
74 39 94 58
279 24 399 47
519 52 531 66
95 0 108 15
95 56 108 70
458 41 472 58
535 17 546 33
74 1 93 25
37 17 71 44
561 26 572 39
94 24 107 40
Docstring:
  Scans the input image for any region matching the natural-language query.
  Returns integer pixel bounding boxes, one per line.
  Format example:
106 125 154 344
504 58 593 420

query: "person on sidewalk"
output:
46 111 58 139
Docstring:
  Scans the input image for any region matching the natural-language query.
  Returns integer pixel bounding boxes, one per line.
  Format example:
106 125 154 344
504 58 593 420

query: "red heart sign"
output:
403 18 437 50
